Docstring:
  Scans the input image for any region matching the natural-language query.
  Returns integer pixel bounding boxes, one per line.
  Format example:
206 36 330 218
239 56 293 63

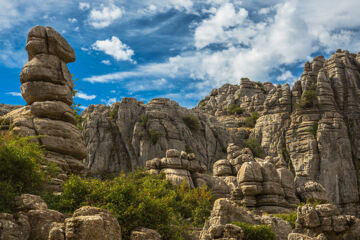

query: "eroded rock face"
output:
1 26 85 179
294 203 360 240
196 50 360 216
81 98 233 174
200 198 292 240
130 228 161 240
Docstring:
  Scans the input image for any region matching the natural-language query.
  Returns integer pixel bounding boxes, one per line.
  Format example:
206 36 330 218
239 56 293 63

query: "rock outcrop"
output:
200 198 292 240
196 50 360 216
81 98 234 174
0 26 86 181
0 103 22 117
0 194 122 240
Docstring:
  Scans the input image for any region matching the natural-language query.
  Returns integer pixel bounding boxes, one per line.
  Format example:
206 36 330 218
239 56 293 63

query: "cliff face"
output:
81 98 236 174
196 50 360 216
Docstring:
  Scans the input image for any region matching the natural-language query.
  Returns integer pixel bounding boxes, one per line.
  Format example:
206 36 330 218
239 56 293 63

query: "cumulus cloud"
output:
92 36 135 63
76 91 96 100
101 60 111 65
88 4 123 28
6 92 22 97
126 78 173 92
79 2 90 11
68 18 77 23
101 97 117 105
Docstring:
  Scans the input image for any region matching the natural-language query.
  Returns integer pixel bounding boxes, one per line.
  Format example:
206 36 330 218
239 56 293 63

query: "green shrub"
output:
244 137 264 158
245 112 259 128
183 115 200 131
231 222 275 240
0 131 47 212
140 114 148 128
185 144 193 153
304 122 318 137
149 130 161 144
256 81 266 93
295 89 317 110
49 169 214 239
273 212 297 229
109 109 116 119
227 104 243 115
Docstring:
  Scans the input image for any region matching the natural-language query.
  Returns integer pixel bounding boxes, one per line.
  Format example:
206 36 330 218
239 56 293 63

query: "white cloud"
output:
101 60 111 65
92 36 135 63
88 4 123 28
79 2 90 11
79 105 88 110
126 78 174 92
68 18 77 23
277 70 297 82
76 91 96 100
101 97 117 106
6 92 22 97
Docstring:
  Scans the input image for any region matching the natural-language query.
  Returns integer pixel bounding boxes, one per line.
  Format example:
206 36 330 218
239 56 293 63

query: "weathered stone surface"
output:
15 194 48 212
130 228 161 240
0 213 30 240
0 103 22 116
65 206 121 240
2 25 85 178
81 98 232 174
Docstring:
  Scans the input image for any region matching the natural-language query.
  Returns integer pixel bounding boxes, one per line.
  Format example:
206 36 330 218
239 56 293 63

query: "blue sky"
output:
1 0 360 109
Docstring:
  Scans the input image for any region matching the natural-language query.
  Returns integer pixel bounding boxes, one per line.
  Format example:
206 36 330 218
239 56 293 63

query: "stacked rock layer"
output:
1 26 86 177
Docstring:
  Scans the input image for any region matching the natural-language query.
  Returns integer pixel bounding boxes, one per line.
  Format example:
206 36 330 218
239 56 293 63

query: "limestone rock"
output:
130 228 161 240
65 206 121 240
15 194 48 211
0 213 30 240
1 25 85 178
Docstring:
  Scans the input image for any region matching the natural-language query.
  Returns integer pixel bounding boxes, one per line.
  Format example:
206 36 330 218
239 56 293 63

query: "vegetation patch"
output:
109 109 116 119
227 104 243 115
185 144 193 153
0 131 57 213
231 222 275 240
245 112 260 128
47 169 214 239
256 81 266 94
304 122 318 137
273 212 297 229
295 89 317 110
183 115 200 131
244 137 264 158
149 130 161 144
140 114 148 128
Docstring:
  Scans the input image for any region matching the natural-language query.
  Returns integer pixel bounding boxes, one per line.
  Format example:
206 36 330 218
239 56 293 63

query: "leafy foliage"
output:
0 131 54 212
70 75 83 129
244 137 264 158
149 130 161 144
273 212 297 229
109 109 116 119
295 88 317 110
231 222 275 240
182 115 200 131
245 112 259 128
256 81 266 93
185 144 193 153
140 114 148 128
304 122 318 137
227 104 243 115
47 169 214 239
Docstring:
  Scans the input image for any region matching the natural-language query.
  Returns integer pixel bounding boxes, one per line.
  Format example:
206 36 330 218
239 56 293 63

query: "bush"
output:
273 212 297 229
244 137 264 158
140 114 148 128
183 115 200 131
149 130 161 144
185 144 193 153
245 112 259 128
227 104 243 115
295 89 317 110
304 122 318 137
109 109 116 119
231 222 275 240
0 131 47 212
49 169 214 239
256 81 266 93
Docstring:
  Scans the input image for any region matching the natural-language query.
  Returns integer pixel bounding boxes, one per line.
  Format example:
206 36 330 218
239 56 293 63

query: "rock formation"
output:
0 194 122 240
195 50 360 216
81 98 234 174
0 26 86 181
